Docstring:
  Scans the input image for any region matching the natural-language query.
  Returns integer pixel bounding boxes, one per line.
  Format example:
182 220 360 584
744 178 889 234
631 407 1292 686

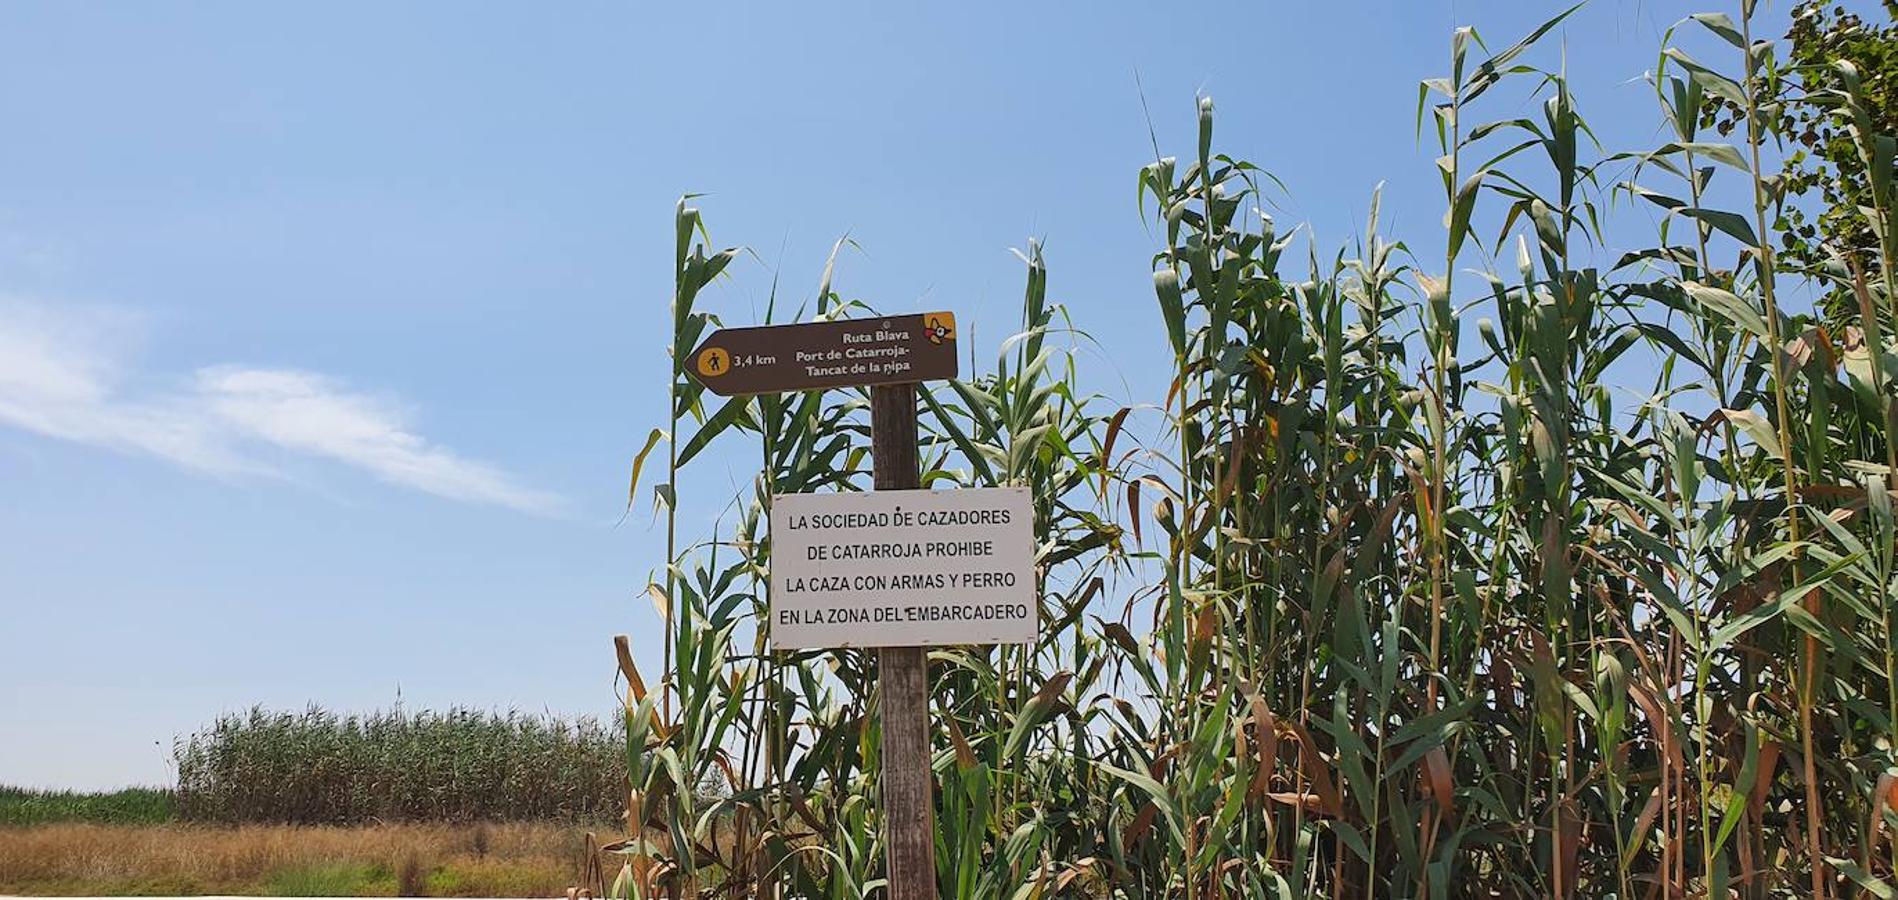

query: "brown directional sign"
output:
686 312 958 395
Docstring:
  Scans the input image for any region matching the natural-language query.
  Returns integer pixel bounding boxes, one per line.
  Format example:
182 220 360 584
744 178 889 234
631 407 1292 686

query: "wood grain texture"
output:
869 383 936 900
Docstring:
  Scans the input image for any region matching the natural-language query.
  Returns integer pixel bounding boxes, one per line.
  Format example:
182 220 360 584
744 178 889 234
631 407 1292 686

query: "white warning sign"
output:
769 487 1035 649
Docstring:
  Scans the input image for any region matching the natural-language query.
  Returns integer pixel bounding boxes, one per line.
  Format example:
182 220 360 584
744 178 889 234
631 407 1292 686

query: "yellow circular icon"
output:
696 347 731 378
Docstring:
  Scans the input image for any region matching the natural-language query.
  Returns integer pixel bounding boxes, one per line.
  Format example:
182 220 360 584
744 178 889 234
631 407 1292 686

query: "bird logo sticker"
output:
925 313 955 345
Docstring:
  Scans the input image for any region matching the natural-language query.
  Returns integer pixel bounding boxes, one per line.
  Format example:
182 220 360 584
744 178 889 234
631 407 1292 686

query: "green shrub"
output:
265 862 394 897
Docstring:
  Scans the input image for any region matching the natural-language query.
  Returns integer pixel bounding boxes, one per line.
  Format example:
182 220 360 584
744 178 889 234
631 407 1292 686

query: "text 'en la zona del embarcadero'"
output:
768 487 1034 649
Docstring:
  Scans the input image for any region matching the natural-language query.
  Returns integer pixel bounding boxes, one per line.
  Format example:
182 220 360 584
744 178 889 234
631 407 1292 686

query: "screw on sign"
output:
683 312 1000 900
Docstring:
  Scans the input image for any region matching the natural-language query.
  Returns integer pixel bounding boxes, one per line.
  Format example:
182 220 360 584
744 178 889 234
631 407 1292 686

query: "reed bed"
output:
0 786 175 826
621 4 1898 896
174 706 624 825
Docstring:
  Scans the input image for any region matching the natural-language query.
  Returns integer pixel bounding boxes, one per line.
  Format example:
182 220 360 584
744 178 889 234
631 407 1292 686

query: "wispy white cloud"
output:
196 366 561 514
0 298 253 475
0 297 560 514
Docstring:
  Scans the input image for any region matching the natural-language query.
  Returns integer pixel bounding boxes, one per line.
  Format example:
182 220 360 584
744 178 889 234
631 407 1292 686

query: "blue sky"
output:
0 1 1816 788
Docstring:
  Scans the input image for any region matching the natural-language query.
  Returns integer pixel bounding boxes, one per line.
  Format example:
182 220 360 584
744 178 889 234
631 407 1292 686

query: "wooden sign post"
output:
869 382 935 900
687 312 1034 900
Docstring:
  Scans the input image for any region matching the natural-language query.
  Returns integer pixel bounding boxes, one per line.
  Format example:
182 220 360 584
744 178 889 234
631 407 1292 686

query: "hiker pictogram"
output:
695 346 730 378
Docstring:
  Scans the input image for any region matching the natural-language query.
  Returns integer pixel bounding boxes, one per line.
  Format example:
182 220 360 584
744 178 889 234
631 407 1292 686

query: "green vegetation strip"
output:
174 706 625 824
0 786 175 826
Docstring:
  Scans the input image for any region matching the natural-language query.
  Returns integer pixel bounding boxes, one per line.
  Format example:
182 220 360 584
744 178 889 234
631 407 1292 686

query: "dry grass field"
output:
0 822 595 897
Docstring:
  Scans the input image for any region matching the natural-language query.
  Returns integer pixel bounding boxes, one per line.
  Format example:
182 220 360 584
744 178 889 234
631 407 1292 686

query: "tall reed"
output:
620 4 1898 896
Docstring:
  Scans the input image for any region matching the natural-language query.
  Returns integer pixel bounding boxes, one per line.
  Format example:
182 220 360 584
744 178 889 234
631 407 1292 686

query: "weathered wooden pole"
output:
869 381 936 900
688 315 973 899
